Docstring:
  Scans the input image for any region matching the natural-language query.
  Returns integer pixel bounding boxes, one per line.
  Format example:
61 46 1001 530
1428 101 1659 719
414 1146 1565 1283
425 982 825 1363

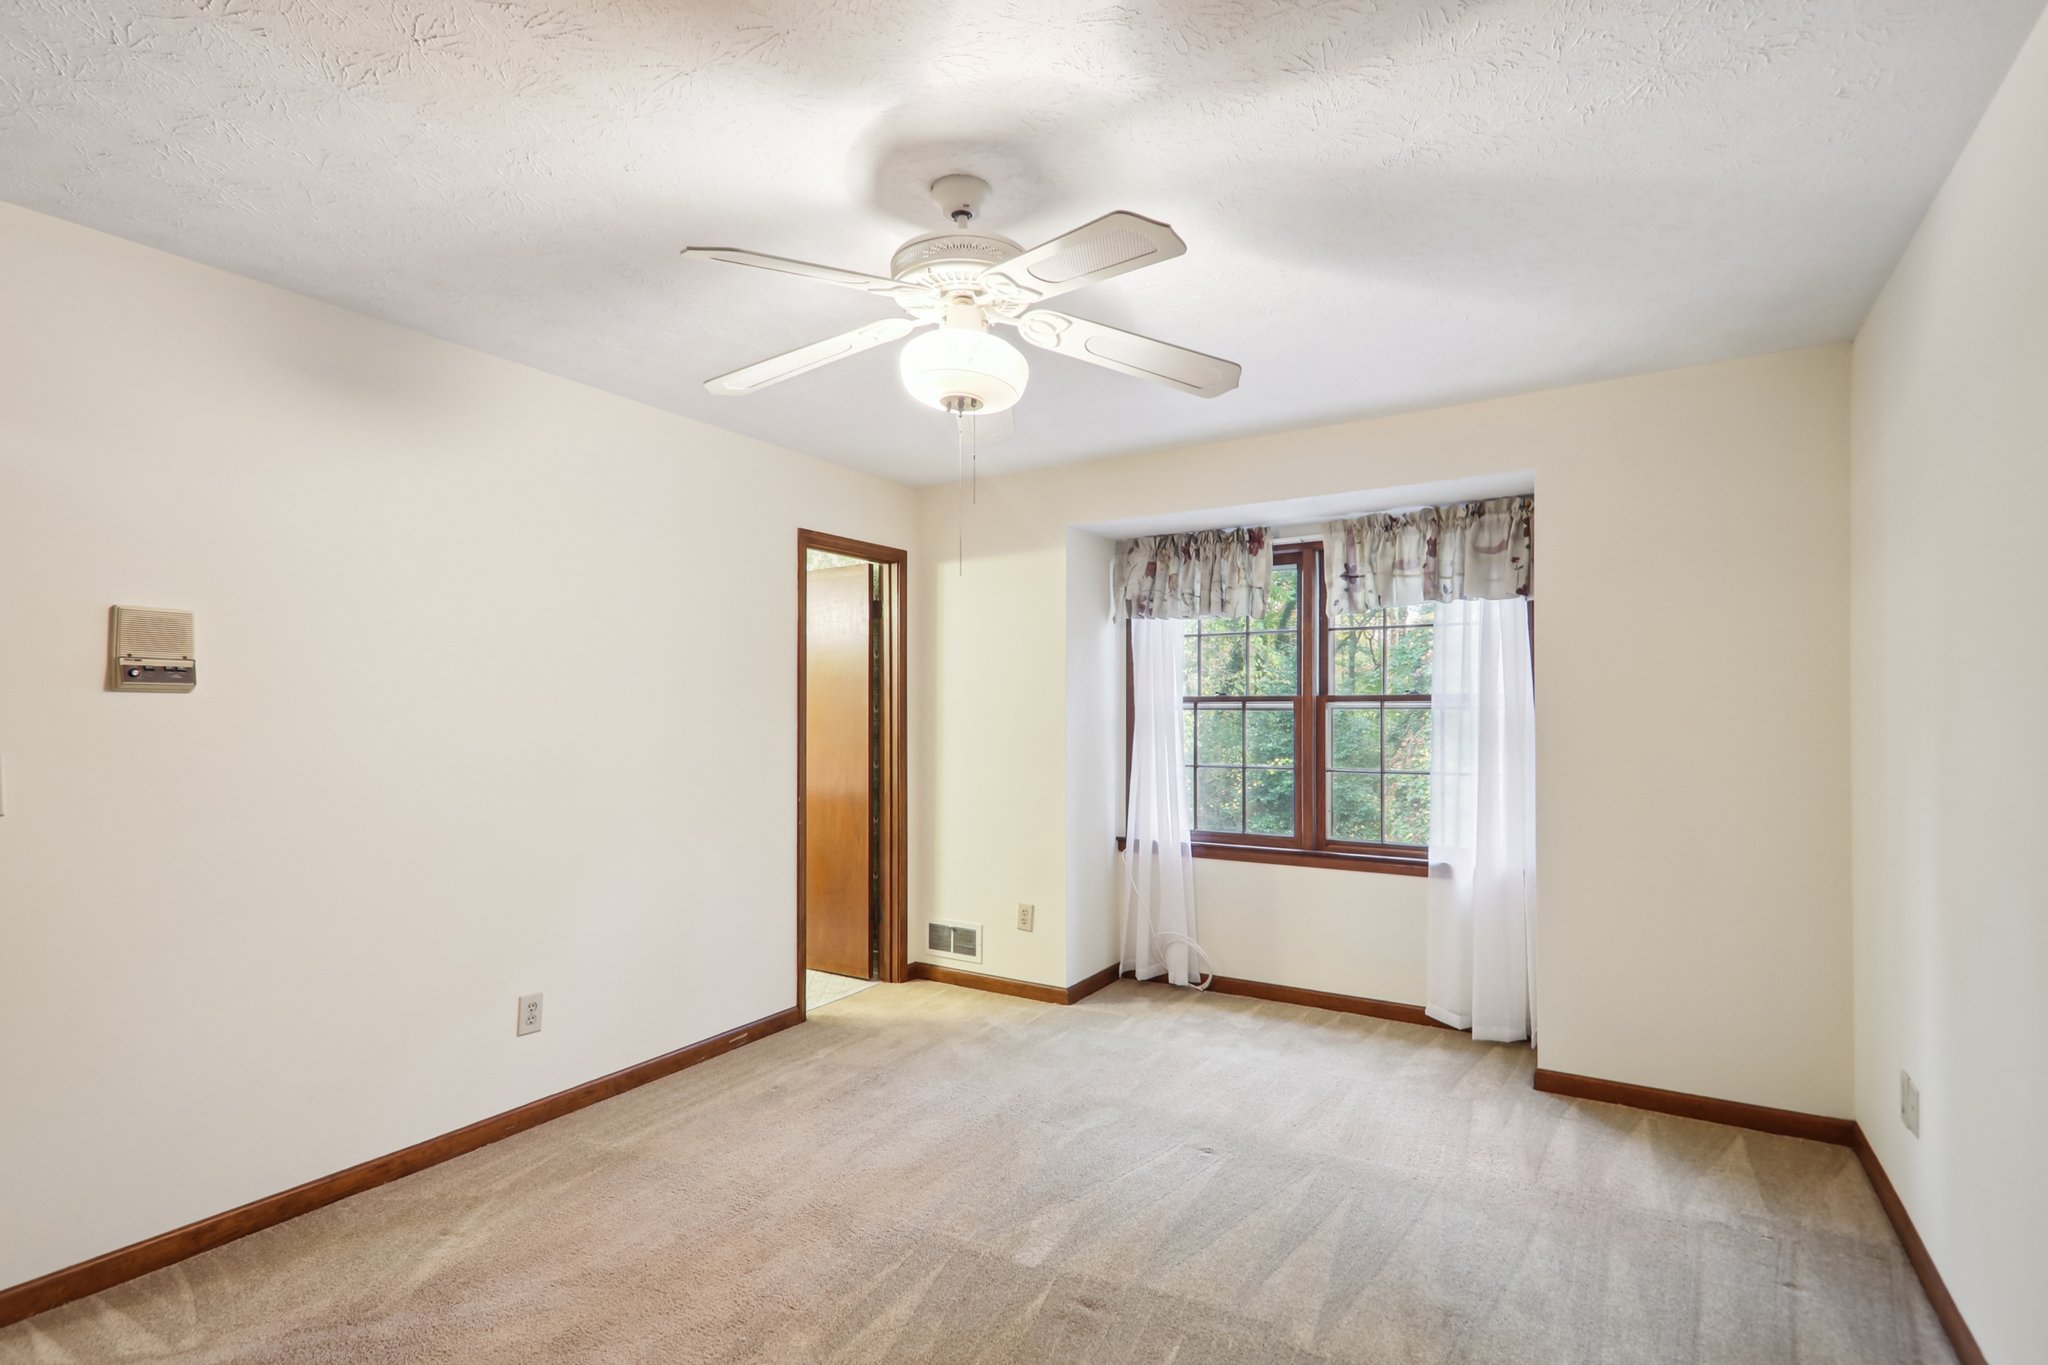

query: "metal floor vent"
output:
927 920 983 963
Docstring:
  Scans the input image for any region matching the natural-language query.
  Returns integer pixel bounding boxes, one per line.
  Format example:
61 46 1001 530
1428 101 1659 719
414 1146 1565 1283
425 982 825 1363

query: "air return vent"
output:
927 920 983 963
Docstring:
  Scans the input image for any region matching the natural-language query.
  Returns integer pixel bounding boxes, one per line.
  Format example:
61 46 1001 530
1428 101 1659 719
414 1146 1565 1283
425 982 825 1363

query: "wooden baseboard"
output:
910 961 1067 1002
1064 963 1120 1004
1203 975 1451 1029
1851 1125 1987 1365
1532 1068 1857 1146
1120 968 1446 1030
912 963 1431 1018
909 961 1073 1002
0 1005 804 1330
1530 1072 1983 1364
909 961 1112 1005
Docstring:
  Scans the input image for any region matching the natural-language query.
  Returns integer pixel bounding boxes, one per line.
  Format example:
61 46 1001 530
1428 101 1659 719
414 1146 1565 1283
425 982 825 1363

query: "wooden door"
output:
804 563 874 978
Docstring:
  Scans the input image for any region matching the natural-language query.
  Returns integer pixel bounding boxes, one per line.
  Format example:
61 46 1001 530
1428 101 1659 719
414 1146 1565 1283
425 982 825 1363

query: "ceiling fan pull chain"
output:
955 410 966 577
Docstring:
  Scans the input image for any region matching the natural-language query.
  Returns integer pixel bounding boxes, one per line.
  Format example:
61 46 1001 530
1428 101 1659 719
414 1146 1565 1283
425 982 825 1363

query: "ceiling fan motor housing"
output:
889 233 1022 297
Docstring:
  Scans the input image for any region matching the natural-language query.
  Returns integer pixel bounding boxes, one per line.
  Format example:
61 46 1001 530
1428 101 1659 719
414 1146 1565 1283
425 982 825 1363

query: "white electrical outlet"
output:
1017 902 1035 932
1900 1070 1920 1136
517 993 543 1037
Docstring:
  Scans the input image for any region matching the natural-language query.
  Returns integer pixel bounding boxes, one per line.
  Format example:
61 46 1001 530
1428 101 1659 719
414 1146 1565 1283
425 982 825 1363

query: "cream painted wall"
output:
1196 861 1429 1004
0 203 915 1287
911 498 1075 987
1055 526 1429 1002
1849 9 2048 1360
914 347 1853 1115
1063 529 1123 984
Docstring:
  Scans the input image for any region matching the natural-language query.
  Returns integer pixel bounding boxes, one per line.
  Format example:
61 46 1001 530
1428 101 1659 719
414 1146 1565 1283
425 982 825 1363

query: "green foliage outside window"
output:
1326 604 1435 846
1185 567 1302 836
1171 560 1438 851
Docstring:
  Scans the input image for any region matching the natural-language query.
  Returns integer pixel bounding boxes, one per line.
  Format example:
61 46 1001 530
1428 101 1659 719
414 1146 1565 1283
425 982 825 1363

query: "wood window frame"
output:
1122 541 1430 878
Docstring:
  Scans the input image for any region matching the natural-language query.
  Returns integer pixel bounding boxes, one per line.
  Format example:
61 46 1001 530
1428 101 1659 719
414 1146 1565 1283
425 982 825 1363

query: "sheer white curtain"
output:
1426 598 1537 1042
1121 618 1205 986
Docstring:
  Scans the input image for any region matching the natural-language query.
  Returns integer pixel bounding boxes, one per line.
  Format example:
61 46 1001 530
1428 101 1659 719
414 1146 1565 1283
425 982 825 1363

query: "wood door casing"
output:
803 563 873 978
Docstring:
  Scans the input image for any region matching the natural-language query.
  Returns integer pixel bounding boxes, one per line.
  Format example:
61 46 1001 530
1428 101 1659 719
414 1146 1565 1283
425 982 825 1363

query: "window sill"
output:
1113 837 1429 877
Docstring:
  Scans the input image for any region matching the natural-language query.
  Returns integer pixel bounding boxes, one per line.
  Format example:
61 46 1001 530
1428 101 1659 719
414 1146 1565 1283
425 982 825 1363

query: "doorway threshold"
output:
806 971 879 1010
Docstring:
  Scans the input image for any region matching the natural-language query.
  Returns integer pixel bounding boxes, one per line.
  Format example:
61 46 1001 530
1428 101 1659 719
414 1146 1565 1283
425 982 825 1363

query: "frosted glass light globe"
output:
898 328 1029 415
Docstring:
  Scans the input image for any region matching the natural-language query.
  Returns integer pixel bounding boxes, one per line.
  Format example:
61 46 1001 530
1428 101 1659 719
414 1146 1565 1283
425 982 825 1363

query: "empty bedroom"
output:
1 2 2044 1362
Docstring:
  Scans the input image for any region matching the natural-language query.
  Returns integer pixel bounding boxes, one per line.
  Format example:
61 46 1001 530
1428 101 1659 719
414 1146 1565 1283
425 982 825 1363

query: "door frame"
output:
796 528 909 1017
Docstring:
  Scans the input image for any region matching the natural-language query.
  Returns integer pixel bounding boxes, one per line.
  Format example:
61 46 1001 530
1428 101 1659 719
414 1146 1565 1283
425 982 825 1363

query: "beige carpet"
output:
806 969 878 1009
1 982 1953 1364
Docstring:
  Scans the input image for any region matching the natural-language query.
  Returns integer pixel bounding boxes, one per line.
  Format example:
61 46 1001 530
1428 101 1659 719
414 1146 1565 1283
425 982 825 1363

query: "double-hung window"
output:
1142 542 1435 874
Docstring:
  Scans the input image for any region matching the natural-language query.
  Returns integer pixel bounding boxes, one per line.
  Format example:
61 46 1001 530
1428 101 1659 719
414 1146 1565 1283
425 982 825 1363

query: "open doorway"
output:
797 529 908 1017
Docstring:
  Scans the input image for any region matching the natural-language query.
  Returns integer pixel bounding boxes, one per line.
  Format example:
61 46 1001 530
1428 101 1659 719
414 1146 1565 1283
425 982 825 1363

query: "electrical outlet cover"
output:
1017 902 1035 932
517 993 543 1037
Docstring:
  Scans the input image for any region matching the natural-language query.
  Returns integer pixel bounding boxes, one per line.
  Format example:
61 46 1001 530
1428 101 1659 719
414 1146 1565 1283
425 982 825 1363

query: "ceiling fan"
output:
680 175 1242 422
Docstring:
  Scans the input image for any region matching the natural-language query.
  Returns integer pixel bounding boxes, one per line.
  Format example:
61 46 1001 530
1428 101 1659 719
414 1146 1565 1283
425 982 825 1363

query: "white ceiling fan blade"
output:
1010 310 1241 398
704 318 926 396
980 212 1186 305
681 247 920 301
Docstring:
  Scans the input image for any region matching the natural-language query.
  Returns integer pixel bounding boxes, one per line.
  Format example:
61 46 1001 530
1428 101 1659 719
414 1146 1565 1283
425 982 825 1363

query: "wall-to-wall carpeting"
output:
1 982 1950 1363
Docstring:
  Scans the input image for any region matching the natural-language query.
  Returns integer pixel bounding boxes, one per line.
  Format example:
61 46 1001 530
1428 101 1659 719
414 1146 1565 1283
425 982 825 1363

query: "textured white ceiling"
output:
1 1 2040 484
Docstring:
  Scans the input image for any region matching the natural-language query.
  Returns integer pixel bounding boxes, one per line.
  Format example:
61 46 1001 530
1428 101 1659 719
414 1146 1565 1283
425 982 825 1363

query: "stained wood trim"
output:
795 534 809 1010
909 961 1120 1006
882 548 909 985
796 528 911 1006
1528 1071 1983 1364
1064 963 1120 1004
0 1006 803 1330
910 962 1068 1003
799 528 908 564
1207 975 1449 1027
1193 842 1429 876
1121 968 1449 1028
1532 1068 1857 1146
1111 835 1428 876
1851 1125 1988 1365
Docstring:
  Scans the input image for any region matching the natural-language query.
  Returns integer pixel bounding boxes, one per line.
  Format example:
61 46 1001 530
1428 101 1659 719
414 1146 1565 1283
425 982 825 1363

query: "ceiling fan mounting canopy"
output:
929 172 991 226
680 174 1242 412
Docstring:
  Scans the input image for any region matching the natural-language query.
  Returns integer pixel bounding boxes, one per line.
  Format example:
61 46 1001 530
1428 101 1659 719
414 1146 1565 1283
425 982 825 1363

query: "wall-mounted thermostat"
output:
108 606 196 692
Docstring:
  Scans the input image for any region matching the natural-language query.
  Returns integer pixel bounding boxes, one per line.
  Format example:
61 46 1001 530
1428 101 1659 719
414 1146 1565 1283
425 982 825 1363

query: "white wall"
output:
1063 529 1122 984
0 202 915 1288
1849 9 2048 1360
915 347 1853 1116
910 490 1075 986
1196 860 1429 1004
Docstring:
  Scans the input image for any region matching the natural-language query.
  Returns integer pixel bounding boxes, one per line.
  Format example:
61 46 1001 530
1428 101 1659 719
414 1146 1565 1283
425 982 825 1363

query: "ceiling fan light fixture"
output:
898 327 1029 416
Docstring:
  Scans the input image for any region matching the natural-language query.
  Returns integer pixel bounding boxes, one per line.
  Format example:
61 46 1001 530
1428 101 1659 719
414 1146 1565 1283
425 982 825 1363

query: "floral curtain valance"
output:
1114 527 1273 621
1325 496 1533 616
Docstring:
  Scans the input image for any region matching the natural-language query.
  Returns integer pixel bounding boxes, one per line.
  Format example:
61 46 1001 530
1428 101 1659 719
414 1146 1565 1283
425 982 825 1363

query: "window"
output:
1181 554 1307 842
1323 600 1435 850
1134 543 1436 874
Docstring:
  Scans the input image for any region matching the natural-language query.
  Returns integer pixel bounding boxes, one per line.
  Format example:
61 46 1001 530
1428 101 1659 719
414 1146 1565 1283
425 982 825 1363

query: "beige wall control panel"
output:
108 606 196 692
